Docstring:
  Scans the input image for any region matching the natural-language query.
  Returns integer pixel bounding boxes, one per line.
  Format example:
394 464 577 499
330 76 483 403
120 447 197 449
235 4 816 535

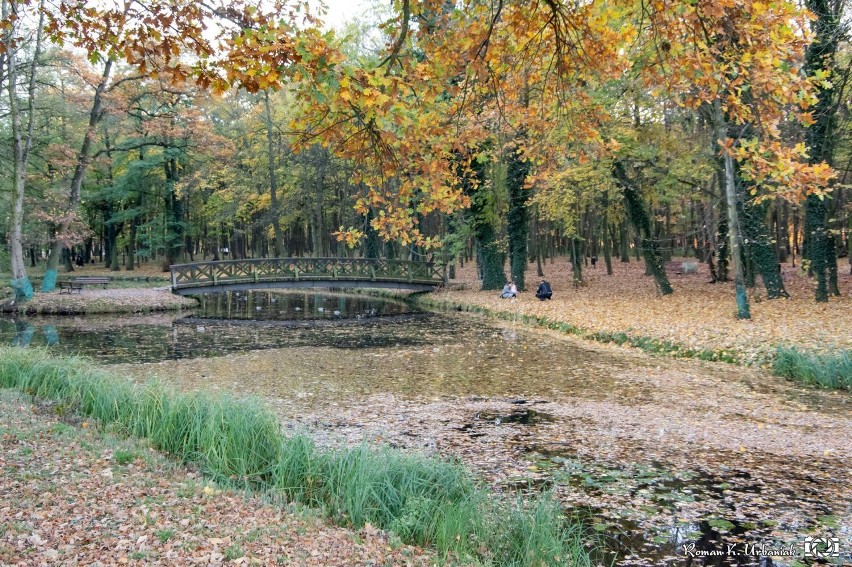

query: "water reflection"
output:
0 290 847 567
0 291 453 363
194 290 412 322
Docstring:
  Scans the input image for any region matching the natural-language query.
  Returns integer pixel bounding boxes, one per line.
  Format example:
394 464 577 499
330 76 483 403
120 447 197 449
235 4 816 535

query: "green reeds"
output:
773 347 852 390
0 347 591 566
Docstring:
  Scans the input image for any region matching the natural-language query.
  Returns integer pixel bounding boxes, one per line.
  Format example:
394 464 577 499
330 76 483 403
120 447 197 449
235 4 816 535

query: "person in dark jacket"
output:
535 279 552 300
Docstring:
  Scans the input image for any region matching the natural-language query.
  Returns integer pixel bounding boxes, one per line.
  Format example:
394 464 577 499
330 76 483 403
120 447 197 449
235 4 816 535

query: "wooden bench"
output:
58 281 82 294
58 276 110 294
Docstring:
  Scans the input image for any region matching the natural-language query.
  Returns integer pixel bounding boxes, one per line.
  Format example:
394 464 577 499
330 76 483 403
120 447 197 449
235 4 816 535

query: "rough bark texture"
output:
44 59 114 291
506 141 530 290
803 0 842 301
465 153 506 290
613 161 673 295
741 200 789 298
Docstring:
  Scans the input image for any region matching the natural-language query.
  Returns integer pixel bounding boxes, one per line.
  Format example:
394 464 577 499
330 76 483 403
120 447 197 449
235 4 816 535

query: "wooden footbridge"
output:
170 258 446 295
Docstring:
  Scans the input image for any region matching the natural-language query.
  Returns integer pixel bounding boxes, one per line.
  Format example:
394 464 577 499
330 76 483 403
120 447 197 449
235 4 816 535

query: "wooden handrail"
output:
170 257 444 290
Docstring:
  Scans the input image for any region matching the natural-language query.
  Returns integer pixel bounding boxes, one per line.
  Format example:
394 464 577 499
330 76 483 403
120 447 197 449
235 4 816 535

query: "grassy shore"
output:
424 259 852 390
0 348 593 566
0 390 433 565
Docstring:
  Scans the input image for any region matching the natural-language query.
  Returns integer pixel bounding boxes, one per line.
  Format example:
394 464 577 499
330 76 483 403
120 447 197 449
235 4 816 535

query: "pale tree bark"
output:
4 0 45 302
264 91 283 257
42 59 114 291
714 101 750 319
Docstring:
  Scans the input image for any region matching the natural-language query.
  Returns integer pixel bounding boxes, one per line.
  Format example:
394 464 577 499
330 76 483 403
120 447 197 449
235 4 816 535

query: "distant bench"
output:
58 276 110 294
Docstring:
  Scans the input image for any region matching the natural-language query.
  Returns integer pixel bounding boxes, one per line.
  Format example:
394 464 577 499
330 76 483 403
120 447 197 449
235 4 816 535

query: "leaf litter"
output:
0 391 432 566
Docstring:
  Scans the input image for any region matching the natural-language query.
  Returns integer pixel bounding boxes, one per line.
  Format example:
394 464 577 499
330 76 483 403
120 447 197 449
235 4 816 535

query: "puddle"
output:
476 408 555 425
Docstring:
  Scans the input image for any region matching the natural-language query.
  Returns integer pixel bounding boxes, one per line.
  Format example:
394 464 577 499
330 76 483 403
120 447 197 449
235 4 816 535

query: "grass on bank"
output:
773 347 852 391
0 347 591 566
415 296 852 391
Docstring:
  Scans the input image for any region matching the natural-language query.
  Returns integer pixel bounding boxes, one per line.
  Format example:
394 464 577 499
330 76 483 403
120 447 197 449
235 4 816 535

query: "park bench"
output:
58 276 110 294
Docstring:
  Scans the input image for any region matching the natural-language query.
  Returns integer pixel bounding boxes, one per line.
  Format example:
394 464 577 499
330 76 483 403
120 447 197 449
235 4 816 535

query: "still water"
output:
1 290 848 566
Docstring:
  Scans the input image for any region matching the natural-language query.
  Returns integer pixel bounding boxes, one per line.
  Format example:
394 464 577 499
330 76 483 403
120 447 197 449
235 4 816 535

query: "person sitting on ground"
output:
535 278 552 301
500 281 518 299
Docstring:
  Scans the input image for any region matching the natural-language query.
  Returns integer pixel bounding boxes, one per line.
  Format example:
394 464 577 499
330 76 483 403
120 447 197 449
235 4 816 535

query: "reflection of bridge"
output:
170 258 446 295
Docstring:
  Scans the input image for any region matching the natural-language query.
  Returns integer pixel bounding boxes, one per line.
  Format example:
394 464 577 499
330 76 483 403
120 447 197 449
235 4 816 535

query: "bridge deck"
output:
170 258 445 295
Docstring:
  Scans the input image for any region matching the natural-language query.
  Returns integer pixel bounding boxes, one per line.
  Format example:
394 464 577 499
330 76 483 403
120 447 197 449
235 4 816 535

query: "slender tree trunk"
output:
44 58 114 291
4 0 45 301
127 215 137 271
602 193 613 275
723 140 751 319
264 91 283 257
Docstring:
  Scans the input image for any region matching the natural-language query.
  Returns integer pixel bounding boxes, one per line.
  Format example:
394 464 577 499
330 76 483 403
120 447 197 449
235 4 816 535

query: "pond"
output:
2 290 849 566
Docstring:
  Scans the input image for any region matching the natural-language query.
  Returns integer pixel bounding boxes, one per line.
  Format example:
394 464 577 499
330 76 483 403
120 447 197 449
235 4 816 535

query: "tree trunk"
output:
164 156 184 268
804 0 842 301
740 199 788 298
620 220 630 262
602 193 613 275
506 139 530 290
722 138 751 319
570 237 583 285
43 58 114 291
613 160 673 295
264 91 283 257
465 151 506 290
4 0 45 301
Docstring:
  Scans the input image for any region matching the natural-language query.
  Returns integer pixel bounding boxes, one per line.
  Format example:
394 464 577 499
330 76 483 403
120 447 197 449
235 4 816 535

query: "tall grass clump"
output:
0 347 593 566
773 347 852 390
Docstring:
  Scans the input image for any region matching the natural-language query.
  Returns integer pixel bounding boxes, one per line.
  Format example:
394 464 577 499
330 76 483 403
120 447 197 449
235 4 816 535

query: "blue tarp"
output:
41 268 58 292
10 276 34 302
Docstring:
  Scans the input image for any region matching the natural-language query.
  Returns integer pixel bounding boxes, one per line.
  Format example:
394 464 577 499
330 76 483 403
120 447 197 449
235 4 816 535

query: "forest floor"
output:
436 257 852 365
0 390 431 566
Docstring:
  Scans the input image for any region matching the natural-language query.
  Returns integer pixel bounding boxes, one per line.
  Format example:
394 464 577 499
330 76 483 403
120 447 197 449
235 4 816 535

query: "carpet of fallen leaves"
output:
441 258 852 365
0 391 432 566
1 288 196 315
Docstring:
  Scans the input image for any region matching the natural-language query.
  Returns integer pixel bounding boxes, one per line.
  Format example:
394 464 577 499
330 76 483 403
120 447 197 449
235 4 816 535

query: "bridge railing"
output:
170 258 446 291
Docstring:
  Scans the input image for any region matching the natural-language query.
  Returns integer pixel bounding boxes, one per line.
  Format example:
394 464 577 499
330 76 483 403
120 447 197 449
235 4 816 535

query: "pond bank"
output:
114 318 852 565
1 288 196 315
0 390 432 566
422 259 852 368
0 348 593 566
